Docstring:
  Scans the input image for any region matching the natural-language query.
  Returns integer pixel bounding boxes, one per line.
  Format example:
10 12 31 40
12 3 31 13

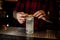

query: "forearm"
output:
13 11 16 19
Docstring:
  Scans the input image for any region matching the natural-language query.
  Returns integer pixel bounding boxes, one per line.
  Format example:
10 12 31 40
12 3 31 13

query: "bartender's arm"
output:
13 10 48 24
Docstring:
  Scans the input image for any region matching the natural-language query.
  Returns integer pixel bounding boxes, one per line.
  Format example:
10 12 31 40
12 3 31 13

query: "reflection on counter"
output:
0 27 59 40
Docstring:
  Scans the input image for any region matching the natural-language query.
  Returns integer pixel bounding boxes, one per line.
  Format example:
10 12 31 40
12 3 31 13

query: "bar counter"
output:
0 27 59 40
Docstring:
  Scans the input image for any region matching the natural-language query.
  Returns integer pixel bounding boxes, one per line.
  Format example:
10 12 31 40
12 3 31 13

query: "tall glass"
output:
26 15 34 34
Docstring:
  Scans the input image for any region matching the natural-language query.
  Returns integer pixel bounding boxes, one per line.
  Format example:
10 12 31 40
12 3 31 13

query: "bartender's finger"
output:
33 11 39 16
18 18 25 24
17 12 27 16
18 19 25 24
21 14 28 18
21 18 25 21
35 13 42 17
19 18 26 20
38 15 44 19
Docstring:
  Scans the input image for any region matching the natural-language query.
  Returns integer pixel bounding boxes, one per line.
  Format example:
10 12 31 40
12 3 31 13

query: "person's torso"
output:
18 0 45 14
17 0 47 30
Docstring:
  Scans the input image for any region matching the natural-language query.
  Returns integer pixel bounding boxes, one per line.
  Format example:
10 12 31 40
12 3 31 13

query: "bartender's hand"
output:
33 10 47 21
16 12 28 24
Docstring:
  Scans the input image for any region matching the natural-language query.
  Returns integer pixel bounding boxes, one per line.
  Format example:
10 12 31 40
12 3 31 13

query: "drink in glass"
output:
26 15 34 34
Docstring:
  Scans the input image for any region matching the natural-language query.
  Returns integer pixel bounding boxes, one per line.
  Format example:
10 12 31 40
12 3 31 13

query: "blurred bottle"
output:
2 24 7 30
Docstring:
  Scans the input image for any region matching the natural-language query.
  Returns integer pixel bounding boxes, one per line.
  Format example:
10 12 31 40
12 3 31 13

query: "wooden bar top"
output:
0 27 57 39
